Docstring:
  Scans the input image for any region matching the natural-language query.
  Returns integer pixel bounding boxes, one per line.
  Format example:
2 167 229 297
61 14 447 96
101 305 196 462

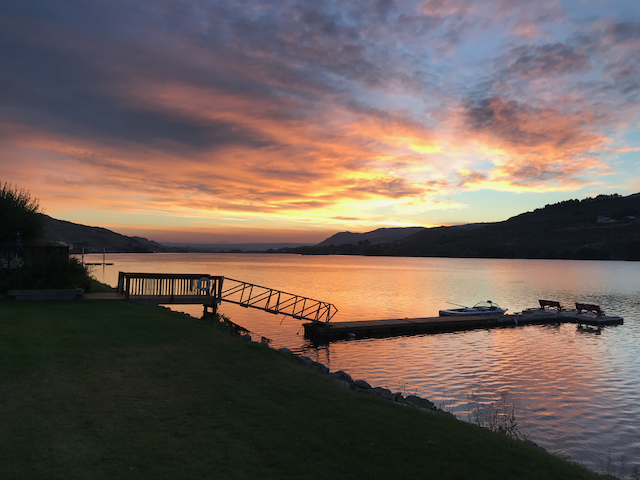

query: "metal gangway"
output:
220 277 336 323
117 272 337 323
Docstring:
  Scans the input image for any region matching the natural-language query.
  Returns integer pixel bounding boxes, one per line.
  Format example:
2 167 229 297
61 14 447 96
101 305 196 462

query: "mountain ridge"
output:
283 193 640 260
317 227 426 246
41 214 165 253
41 192 640 259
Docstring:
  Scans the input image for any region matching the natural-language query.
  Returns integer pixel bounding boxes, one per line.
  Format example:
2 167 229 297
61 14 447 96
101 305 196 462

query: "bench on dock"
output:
538 299 563 311
575 303 603 317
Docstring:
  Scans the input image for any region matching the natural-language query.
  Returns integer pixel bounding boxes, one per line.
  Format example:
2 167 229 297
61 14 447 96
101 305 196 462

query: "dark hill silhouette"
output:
286 193 640 260
41 214 164 253
318 227 426 246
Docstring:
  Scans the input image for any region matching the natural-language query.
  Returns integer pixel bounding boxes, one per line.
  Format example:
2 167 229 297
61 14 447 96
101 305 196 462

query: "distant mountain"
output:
317 227 426 247
284 193 640 260
394 193 640 260
41 214 165 253
161 242 314 252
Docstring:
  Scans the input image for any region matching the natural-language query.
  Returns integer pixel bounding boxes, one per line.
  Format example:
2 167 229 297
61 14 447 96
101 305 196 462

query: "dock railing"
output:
220 277 337 323
117 272 223 306
116 272 337 323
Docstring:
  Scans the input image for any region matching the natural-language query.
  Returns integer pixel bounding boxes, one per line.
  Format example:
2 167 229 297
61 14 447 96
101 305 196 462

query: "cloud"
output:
503 43 591 79
0 0 638 239
461 95 612 189
610 22 640 43
456 169 488 188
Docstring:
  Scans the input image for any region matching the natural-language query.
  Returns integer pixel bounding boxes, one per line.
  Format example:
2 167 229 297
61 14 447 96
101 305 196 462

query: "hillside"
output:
317 227 426 246
287 193 640 260
41 214 165 253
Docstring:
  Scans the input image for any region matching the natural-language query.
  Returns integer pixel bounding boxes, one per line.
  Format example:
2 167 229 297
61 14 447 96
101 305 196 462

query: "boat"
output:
439 300 507 317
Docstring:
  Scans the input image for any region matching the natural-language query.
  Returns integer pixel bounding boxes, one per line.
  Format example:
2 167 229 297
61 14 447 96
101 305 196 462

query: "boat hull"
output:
439 307 507 317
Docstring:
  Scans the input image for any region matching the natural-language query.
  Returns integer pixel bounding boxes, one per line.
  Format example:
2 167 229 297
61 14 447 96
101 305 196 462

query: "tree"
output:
0 183 95 293
0 182 44 245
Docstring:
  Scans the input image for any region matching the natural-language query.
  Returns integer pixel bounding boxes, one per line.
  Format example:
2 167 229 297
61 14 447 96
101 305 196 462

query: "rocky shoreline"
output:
285 348 551 454
228 324 455 414
289 350 449 415
222 317 549 454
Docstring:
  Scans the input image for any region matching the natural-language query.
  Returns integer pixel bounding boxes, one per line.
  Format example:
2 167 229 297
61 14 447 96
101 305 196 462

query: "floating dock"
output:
303 310 623 343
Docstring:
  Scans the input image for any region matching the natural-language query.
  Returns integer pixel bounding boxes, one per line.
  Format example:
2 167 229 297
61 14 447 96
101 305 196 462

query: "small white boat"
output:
439 300 507 317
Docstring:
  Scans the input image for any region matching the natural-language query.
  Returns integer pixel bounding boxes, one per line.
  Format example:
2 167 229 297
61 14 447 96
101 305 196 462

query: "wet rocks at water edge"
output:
352 379 371 390
286 353 447 414
405 395 436 411
296 355 330 374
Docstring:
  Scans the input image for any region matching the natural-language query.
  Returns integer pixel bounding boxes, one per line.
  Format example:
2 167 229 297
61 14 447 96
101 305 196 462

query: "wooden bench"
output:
7 288 84 301
538 299 563 311
575 302 603 317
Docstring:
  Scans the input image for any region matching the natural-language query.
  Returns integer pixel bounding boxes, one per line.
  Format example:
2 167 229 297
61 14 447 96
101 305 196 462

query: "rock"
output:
330 370 353 383
333 379 351 389
312 363 330 374
353 379 371 390
278 347 294 355
370 387 395 401
297 356 313 366
239 334 252 342
405 395 436 411
437 409 456 418
297 356 329 374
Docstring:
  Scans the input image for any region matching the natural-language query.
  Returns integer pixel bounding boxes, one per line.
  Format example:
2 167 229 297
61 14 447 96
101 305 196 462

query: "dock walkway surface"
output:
304 311 623 343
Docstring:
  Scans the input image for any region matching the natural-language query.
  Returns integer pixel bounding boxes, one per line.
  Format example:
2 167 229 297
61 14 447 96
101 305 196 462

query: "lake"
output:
86 253 640 472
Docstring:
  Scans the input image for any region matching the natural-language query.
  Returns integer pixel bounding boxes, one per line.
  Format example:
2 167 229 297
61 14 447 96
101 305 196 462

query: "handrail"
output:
220 277 337 323
117 272 223 305
117 272 337 323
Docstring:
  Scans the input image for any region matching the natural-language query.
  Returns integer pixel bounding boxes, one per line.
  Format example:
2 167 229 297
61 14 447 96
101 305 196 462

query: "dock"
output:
113 272 337 322
303 310 623 343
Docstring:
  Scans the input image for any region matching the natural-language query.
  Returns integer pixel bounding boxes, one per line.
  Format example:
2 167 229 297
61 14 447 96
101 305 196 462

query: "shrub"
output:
0 182 44 245
0 253 93 293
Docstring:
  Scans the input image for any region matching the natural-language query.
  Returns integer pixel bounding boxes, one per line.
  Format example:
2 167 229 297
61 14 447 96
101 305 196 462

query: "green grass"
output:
0 300 602 480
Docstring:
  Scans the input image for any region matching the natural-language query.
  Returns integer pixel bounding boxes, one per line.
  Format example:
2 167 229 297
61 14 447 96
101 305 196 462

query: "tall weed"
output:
467 391 528 441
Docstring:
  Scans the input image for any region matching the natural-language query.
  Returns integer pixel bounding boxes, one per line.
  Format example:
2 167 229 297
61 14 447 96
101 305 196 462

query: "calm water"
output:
87 253 640 471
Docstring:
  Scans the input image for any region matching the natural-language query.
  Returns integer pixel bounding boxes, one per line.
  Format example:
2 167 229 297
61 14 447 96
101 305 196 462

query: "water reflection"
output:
87 253 640 471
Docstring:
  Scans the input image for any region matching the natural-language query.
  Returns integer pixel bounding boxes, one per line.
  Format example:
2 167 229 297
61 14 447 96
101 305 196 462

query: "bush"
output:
0 182 44 245
0 254 93 293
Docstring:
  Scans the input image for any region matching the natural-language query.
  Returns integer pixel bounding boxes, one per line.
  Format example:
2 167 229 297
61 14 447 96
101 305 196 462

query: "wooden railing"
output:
117 272 223 306
116 272 337 323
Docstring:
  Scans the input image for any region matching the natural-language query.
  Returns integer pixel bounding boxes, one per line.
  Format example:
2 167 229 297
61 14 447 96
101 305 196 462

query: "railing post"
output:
117 272 125 294
124 275 130 301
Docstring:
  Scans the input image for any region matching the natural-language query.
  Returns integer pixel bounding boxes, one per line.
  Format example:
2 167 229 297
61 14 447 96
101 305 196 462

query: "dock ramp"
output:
117 272 337 323
220 277 336 323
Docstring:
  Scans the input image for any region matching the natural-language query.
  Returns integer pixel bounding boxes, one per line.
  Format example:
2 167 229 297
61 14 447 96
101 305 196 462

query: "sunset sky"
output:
2 1 639 243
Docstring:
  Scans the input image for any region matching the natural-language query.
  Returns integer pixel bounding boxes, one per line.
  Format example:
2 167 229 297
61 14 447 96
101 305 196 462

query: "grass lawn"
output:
0 300 602 479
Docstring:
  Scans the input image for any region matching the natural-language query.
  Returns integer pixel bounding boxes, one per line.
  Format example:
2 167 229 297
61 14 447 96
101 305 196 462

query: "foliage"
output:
0 252 93 293
467 391 528 441
600 449 640 480
0 182 44 245
0 183 97 294
87 277 116 293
